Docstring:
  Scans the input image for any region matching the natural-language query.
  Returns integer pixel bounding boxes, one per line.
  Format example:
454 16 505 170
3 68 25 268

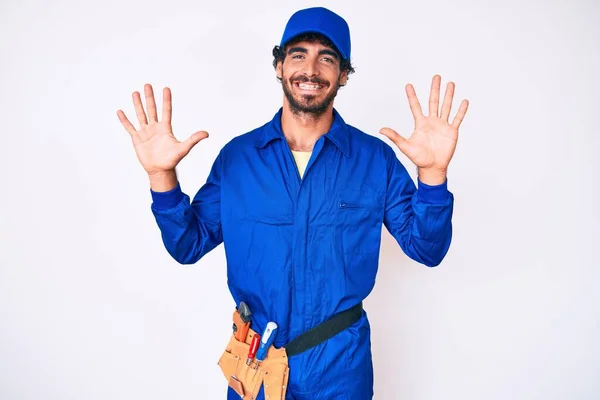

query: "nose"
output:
301 56 319 77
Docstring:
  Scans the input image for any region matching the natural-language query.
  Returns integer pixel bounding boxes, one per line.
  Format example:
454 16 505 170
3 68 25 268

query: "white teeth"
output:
298 83 322 90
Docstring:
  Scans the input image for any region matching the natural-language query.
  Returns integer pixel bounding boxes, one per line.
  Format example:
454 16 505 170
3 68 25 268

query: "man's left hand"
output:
379 75 469 185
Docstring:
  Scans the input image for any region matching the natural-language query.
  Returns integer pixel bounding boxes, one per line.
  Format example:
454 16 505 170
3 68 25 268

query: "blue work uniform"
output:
150 108 454 399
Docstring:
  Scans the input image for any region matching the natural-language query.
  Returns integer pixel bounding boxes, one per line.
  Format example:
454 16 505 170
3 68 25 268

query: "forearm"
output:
386 180 454 267
150 183 222 264
404 185 453 266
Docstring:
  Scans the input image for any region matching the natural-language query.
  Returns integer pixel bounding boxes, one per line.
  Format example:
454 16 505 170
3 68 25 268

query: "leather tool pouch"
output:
218 314 289 399
218 303 362 399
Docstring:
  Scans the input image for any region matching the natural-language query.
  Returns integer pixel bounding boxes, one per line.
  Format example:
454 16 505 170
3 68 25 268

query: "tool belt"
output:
218 302 363 399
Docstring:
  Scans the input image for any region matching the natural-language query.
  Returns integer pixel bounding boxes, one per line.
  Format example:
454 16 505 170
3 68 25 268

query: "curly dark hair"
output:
272 32 355 82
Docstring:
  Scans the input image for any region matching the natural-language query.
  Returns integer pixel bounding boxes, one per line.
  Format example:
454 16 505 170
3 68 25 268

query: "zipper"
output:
339 202 363 209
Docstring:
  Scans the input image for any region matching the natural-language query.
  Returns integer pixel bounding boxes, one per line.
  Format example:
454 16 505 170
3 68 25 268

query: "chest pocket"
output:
336 188 385 255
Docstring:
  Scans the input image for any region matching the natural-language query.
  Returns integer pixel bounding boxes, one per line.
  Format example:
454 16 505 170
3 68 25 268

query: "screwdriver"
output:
254 321 278 368
246 334 260 366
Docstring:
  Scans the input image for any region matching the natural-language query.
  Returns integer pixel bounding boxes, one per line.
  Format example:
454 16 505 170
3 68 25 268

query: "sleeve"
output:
382 145 454 267
149 151 224 264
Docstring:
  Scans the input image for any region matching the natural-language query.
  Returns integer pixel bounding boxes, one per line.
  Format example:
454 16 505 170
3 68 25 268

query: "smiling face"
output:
276 40 348 117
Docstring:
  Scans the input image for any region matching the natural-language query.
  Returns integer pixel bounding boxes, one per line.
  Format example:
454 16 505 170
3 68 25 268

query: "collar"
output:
254 107 351 157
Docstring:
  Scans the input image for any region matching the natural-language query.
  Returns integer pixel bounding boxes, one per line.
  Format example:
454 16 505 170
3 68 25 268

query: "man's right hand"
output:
117 84 209 185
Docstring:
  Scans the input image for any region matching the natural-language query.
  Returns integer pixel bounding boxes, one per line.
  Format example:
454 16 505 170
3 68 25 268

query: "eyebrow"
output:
287 46 340 60
319 49 339 59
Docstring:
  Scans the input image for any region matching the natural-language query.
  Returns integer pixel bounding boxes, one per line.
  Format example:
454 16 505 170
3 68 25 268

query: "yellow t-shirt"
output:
291 150 312 178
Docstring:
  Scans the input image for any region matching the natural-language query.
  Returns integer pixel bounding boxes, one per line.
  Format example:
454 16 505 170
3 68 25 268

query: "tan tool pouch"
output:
218 328 289 400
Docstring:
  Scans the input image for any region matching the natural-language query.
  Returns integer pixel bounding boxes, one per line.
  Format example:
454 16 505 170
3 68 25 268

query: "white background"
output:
1 0 598 399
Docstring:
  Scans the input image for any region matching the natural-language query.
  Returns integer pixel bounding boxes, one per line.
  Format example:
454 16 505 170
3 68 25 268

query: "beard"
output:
281 72 341 118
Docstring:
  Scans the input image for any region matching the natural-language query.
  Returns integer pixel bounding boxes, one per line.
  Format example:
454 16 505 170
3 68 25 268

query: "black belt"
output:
284 302 363 357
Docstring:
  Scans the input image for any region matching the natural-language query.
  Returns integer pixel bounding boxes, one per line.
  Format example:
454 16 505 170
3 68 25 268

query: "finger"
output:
144 83 158 122
429 74 441 118
440 81 455 121
451 99 469 129
405 84 424 121
179 131 209 157
162 87 172 124
379 127 409 153
117 109 137 135
132 91 148 126
117 110 141 144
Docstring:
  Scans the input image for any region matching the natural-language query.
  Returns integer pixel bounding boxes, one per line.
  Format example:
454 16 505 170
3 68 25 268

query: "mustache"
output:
291 75 329 86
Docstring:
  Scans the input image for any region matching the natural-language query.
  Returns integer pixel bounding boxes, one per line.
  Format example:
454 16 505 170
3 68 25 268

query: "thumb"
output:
379 127 409 153
179 130 209 156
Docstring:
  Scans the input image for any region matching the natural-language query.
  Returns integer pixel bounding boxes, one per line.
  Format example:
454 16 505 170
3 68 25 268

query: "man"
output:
117 6 468 400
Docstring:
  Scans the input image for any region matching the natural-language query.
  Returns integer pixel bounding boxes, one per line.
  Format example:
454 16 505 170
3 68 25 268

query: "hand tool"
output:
233 301 252 342
246 334 260 366
255 321 278 366
238 302 251 323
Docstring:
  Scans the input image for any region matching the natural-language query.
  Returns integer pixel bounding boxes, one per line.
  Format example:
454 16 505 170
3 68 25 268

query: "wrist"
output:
418 167 447 186
148 169 178 192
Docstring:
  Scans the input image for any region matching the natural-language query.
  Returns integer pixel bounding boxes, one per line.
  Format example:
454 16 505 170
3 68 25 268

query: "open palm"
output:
117 84 208 176
380 75 469 172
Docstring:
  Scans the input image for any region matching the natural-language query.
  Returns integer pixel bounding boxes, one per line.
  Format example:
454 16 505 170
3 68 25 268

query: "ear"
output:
276 61 283 80
339 70 349 86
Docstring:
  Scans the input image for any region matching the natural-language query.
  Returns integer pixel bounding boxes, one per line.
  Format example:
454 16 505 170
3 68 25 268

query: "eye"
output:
292 54 304 59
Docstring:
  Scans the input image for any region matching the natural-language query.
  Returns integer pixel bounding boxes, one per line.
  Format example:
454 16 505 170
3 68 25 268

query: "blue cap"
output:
280 7 351 60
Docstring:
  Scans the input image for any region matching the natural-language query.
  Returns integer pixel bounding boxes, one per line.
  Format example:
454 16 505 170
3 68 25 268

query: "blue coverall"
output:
150 108 454 399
